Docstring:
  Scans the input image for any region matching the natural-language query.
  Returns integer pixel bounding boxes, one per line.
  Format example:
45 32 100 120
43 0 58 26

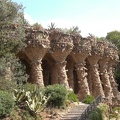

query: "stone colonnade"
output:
20 28 119 100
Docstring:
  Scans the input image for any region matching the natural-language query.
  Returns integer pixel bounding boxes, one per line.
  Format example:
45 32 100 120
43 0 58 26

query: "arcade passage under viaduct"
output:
18 27 119 101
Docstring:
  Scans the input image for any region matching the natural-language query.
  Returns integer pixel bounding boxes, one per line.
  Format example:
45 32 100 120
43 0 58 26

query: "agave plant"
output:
13 88 28 104
25 86 50 115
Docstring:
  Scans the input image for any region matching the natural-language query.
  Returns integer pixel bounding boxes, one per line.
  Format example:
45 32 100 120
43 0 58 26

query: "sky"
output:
12 0 120 37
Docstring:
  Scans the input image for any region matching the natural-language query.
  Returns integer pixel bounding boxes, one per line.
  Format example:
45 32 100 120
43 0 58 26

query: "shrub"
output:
13 83 49 117
67 91 79 102
0 78 17 92
89 103 109 120
22 82 40 92
82 95 95 104
89 108 103 120
45 84 68 107
0 91 15 117
113 106 120 112
26 85 50 115
109 107 120 119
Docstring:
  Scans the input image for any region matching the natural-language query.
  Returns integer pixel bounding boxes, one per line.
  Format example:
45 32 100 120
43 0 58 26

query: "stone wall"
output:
19 27 119 101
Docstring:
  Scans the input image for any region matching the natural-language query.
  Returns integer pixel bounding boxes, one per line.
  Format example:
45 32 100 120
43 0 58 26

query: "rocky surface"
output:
18 27 119 102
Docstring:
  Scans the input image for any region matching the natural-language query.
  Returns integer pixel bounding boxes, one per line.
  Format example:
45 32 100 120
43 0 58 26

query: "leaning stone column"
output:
108 60 118 97
75 61 90 100
99 58 113 98
30 58 44 86
70 34 92 100
107 44 119 98
49 30 73 88
24 28 50 86
99 42 114 99
87 41 105 97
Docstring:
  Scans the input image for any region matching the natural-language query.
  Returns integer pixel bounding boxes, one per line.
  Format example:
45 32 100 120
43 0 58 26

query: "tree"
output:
32 22 43 30
106 30 120 54
0 0 28 84
106 30 120 90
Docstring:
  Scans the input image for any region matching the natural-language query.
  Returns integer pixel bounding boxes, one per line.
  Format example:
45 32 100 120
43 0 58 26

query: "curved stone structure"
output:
87 40 105 97
18 27 119 101
70 34 91 100
49 30 73 88
24 28 50 86
107 43 119 98
98 41 113 102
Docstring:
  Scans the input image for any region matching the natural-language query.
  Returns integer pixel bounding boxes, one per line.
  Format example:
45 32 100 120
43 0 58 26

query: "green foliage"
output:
13 83 41 104
48 22 56 30
89 103 108 120
45 84 68 107
67 91 79 102
11 58 29 85
13 88 27 104
22 83 43 93
106 30 120 50
109 107 120 120
0 91 15 117
113 107 120 112
89 108 103 120
26 85 50 115
21 110 36 120
0 78 16 92
13 83 49 116
32 22 43 30
59 26 81 35
97 103 108 114
9 106 37 120
9 107 22 120
82 95 95 104
106 30 120 90
0 0 29 84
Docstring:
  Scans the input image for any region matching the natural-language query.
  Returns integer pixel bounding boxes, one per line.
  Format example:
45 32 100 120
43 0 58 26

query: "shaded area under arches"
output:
66 55 79 94
42 53 55 86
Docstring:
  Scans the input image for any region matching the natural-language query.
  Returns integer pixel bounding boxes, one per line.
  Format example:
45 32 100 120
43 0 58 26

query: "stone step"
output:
60 104 88 120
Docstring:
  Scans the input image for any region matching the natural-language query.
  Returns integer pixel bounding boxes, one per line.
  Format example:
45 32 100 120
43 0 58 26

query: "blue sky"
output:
12 0 120 37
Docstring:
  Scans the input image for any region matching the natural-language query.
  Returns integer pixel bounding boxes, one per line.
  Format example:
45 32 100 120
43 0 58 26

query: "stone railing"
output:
77 95 102 120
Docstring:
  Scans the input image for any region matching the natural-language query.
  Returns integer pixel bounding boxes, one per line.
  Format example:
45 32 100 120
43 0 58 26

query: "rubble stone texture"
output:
18 28 119 101
49 30 73 88
70 34 91 100
107 44 119 98
24 28 50 86
87 42 105 97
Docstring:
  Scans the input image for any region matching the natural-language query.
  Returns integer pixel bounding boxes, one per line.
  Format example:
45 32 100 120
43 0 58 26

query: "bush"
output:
13 83 49 117
89 103 109 120
109 107 120 119
23 82 44 93
82 95 95 104
0 78 17 92
0 91 15 117
45 84 68 107
89 108 103 120
67 91 79 102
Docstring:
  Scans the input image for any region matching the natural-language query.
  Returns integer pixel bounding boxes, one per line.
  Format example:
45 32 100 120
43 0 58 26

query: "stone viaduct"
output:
18 27 119 101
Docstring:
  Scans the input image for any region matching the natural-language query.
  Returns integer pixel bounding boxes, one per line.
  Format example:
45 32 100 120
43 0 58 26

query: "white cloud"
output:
24 13 120 37
24 13 36 24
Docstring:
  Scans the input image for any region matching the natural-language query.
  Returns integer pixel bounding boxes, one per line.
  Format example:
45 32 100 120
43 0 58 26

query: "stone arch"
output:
17 51 31 82
42 53 55 86
66 55 79 94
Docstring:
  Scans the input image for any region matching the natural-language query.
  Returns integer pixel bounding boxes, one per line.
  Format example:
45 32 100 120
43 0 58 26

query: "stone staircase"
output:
60 104 89 120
